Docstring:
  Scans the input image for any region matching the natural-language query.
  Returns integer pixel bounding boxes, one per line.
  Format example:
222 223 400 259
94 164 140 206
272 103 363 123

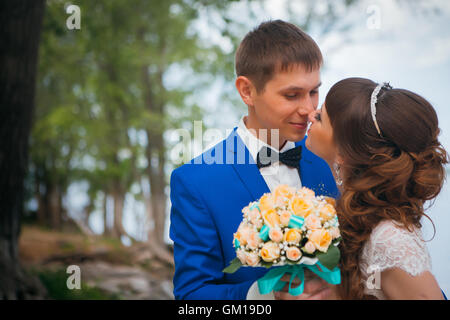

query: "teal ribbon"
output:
288 215 305 229
250 203 260 212
257 262 341 296
259 225 270 241
234 238 240 250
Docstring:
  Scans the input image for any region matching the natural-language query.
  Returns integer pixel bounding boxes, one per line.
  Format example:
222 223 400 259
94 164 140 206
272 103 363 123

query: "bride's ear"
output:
335 154 344 166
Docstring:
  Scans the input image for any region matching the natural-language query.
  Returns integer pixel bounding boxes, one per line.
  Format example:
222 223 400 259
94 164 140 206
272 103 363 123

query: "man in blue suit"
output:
169 20 338 300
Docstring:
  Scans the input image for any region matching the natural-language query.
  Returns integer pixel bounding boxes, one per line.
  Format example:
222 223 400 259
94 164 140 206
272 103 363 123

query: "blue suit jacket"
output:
169 127 339 300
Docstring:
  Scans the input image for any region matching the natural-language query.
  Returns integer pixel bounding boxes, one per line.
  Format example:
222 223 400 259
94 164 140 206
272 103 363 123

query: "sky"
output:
66 0 450 294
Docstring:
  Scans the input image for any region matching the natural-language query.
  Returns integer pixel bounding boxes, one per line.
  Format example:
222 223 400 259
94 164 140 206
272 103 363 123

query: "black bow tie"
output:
256 145 302 170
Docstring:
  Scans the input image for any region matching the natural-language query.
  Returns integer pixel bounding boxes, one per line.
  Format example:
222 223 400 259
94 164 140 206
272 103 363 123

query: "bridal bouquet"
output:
223 185 341 296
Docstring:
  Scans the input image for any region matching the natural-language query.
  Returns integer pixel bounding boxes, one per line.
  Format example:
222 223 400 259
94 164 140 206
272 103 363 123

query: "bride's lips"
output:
289 122 308 130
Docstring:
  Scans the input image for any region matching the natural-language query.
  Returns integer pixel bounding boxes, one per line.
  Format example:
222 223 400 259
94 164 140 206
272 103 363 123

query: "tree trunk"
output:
141 64 173 265
142 179 173 266
35 176 49 226
48 184 62 230
0 0 47 299
103 191 110 236
112 187 127 239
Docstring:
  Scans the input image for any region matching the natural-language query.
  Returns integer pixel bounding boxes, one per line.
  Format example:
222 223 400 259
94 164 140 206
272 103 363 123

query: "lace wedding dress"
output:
247 219 435 300
360 219 433 299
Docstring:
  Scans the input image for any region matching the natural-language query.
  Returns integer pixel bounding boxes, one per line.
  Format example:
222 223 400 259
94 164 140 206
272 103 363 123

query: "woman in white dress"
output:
306 77 448 299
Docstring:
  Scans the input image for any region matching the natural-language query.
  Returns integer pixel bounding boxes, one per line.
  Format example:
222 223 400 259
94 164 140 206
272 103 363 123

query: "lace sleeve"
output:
362 220 432 277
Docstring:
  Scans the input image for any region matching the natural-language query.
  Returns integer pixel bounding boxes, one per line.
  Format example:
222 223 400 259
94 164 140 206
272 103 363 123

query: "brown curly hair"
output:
324 78 449 299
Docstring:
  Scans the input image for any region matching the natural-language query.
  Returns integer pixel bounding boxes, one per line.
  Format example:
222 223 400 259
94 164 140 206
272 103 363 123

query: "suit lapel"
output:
226 128 270 200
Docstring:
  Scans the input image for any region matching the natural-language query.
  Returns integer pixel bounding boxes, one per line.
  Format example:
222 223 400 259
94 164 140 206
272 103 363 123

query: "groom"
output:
169 20 338 300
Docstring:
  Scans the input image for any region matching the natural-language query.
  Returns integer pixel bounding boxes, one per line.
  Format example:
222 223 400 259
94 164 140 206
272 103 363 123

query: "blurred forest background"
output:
1 0 448 300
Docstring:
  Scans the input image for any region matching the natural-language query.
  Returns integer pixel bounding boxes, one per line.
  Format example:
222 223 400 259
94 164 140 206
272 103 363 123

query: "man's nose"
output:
298 95 315 116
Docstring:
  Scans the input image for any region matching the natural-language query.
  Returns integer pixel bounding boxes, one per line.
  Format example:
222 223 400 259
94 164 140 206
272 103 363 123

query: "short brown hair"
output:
235 20 323 92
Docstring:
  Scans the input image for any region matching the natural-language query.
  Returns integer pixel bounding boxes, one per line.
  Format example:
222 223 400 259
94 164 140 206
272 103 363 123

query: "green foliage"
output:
30 0 363 229
222 257 242 273
31 0 247 222
316 244 341 270
37 268 121 300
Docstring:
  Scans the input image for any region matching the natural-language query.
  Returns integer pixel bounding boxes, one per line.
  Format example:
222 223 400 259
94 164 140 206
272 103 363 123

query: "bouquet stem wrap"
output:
257 262 341 296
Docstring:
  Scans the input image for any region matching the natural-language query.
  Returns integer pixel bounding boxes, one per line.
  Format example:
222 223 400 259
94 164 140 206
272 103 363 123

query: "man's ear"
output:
235 76 256 107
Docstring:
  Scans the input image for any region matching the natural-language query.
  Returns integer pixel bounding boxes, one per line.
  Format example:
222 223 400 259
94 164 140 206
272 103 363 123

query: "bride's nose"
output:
308 110 317 123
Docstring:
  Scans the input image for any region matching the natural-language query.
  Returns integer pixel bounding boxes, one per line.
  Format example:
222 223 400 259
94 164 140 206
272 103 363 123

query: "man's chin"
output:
286 131 306 143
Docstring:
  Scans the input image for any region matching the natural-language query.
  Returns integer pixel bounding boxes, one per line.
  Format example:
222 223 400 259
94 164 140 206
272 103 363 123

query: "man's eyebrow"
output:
280 82 322 91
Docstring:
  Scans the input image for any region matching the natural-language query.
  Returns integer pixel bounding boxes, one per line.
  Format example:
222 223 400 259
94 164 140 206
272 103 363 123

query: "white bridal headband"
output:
370 82 392 137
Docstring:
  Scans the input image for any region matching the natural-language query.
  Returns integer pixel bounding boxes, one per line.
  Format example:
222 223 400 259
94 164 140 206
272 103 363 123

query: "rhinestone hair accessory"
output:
370 82 392 137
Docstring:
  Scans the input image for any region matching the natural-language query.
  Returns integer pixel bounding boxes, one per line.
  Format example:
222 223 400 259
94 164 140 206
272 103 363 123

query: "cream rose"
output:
269 227 283 243
235 223 252 246
309 228 332 252
286 246 302 262
305 213 322 230
297 187 315 200
245 251 260 266
248 208 261 221
279 210 291 227
329 226 341 239
260 241 281 262
303 240 316 254
248 208 263 228
236 249 247 264
247 230 262 250
242 206 250 218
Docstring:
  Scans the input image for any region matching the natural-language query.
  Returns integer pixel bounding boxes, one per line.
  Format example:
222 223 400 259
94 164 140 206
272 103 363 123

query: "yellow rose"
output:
260 241 281 262
283 228 302 245
309 228 332 252
259 194 275 212
286 246 302 262
319 204 336 222
323 196 336 207
273 184 295 205
263 209 281 228
290 197 314 218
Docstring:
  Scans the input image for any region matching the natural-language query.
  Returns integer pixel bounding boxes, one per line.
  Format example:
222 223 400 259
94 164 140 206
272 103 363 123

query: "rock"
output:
78 261 173 300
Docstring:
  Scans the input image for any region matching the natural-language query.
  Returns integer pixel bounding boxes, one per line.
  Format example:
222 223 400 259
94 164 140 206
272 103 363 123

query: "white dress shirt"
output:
236 116 302 192
236 115 303 299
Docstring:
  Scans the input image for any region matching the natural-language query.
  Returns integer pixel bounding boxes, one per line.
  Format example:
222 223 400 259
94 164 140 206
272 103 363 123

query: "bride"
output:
305 77 448 299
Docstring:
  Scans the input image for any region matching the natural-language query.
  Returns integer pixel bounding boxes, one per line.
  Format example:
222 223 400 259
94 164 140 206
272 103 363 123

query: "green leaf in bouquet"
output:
222 258 242 274
316 244 340 270
259 260 274 269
